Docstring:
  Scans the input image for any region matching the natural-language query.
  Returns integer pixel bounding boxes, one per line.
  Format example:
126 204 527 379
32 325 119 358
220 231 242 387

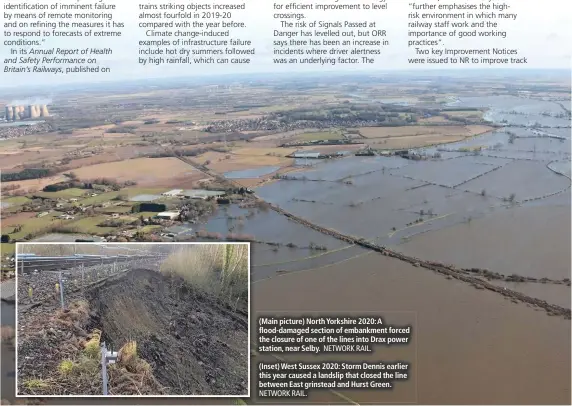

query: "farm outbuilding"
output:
289 152 322 159
156 211 181 220
181 190 226 200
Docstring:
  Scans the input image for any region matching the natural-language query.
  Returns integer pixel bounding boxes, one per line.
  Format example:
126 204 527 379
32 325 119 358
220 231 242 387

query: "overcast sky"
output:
0 0 570 88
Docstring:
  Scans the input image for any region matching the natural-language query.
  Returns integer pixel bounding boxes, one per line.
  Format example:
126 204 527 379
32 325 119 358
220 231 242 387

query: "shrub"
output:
160 244 248 305
58 360 74 376
83 329 102 359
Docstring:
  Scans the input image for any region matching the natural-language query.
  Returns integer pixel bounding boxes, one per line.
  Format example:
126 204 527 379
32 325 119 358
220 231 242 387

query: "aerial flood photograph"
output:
0 70 570 404
14 243 250 397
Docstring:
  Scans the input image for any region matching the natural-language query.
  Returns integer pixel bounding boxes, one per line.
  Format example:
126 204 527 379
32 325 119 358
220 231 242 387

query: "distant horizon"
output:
0 67 570 98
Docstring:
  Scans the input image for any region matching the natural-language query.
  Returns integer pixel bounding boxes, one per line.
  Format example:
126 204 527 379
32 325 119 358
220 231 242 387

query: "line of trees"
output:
1 168 51 182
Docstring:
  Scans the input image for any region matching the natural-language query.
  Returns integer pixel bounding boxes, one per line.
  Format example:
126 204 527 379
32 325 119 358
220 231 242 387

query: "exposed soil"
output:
17 268 248 396
87 268 248 395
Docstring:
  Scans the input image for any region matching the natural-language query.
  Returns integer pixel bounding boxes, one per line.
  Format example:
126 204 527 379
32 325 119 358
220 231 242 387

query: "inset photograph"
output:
15 242 250 397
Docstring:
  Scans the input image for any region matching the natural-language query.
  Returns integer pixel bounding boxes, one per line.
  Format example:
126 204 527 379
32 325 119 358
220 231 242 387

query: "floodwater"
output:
198 205 353 268
253 253 571 404
284 156 410 181
255 103 570 249
396 205 571 305
549 159 572 178
223 166 280 179
129 194 161 202
257 169 498 242
462 160 570 201
251 243 367 280
449 95 571 127
0 202 9 209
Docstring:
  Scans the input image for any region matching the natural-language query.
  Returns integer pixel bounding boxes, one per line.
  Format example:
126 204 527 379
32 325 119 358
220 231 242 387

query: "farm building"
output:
162 189 183 197
181 189 226 200
289 151 322 159
156 211 180 220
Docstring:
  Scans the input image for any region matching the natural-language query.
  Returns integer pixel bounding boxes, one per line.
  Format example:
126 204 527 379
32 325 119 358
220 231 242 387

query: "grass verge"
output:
160 244 248 307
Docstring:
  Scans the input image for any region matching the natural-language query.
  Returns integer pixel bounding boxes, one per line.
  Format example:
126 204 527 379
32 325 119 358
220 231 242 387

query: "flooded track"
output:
260 200 571 319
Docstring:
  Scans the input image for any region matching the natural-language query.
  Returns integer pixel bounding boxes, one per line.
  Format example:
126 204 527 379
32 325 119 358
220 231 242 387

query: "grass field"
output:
1 213 64 240
96 205 134 214
294 132 344 141
76 191 121 206
231 147 297 157
201 151 291 173
1 243 15 256
66 216 116 235
3 196 30 206
359 125 493 139
139 225 162 233
444 110 485 118
75 187 169 206
34 188 88 199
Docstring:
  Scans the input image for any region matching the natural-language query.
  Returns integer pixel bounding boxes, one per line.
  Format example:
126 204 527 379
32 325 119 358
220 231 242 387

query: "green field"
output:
77 191 121 206
125 187 169 197
1 212 64 240
139 225 162 233
3 196 31 206
96 205 134 214
1 243 15 256
35 188 88 199
295 132 344 141
66 216 116 236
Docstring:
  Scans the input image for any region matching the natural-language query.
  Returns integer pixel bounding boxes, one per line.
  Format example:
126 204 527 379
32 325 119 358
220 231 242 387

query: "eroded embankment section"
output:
263 202 571 320
86 268 248 396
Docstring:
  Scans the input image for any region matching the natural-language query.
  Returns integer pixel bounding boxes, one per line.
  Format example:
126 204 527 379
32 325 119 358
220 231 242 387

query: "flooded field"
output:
253 253 571 404
391 157 506 187
462 160 570 201
450 95 571 128
251 94 570 302
284 156 409 181
396 205 570 304
192 205 362 275
257 166 500 242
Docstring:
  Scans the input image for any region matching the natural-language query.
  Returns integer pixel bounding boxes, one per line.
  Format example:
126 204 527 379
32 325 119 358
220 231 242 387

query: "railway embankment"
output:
262 200 571 320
